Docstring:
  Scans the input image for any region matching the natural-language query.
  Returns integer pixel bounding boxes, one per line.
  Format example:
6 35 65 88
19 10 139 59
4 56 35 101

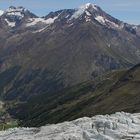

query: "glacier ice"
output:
1 112 140 140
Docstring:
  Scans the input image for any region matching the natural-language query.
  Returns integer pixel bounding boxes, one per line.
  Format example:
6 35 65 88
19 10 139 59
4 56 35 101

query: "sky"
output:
0 0 140 25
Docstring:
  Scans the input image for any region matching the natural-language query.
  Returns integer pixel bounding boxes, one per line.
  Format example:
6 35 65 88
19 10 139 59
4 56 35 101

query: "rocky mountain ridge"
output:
0 3 139 33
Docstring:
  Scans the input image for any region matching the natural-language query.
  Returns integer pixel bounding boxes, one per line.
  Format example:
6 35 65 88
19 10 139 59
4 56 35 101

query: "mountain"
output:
0 3 140 102
0 3 140 127
1 112 140 140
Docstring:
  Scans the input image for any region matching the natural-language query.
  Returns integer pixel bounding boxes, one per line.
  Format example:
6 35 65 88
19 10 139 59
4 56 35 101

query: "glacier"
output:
1 112 140 140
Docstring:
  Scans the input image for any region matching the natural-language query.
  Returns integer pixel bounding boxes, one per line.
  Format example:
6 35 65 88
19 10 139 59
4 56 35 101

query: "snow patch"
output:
85 11 91 16
132 25 138 30
4 6 27 19
5 6 27 13
83 3 98 10
70 3 97 20
106 19 119 28
33 27 47 33
6 12 24 21
95 15 120 29
7 11 24 18
5 19 16 27
70 8 85 19
95 15 105 24
26 16 58 27
0 10 4 16
65 14 70 18
45 17 58 24
1 112 140 139
85 16 91 22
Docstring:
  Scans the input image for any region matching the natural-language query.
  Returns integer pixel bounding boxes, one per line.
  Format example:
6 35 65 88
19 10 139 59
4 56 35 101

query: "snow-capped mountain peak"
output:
4 6 33 19
4 6 29 19
70 3 98 19
80 3 98 10
0 3 137 33
1 6 37 28
69 3 122 29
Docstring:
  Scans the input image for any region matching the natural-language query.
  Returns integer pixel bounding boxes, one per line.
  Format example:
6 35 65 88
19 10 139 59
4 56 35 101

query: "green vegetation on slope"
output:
0 100 18 130
0 66 20 97
6 64 140 128
0 120 18 131
9 69 126 127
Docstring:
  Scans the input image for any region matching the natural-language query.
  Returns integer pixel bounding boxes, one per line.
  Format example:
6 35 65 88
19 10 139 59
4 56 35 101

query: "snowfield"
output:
1 112 140 140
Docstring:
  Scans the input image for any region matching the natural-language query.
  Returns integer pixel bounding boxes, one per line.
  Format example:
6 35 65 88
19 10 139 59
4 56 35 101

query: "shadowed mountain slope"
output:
9 64 140 127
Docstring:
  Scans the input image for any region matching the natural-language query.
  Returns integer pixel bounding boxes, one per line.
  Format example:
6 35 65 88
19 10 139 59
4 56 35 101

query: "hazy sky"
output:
0 0 140 25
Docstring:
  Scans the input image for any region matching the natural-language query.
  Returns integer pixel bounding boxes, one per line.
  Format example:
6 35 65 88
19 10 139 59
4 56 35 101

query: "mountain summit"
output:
1 6 37 27
0 3 137 33
70 3 99 19
69 3 123 29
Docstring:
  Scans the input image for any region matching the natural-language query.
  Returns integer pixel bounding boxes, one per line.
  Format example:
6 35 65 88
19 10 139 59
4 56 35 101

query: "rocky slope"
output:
1 112 140 140
136 25 140 36
0 3 140 101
